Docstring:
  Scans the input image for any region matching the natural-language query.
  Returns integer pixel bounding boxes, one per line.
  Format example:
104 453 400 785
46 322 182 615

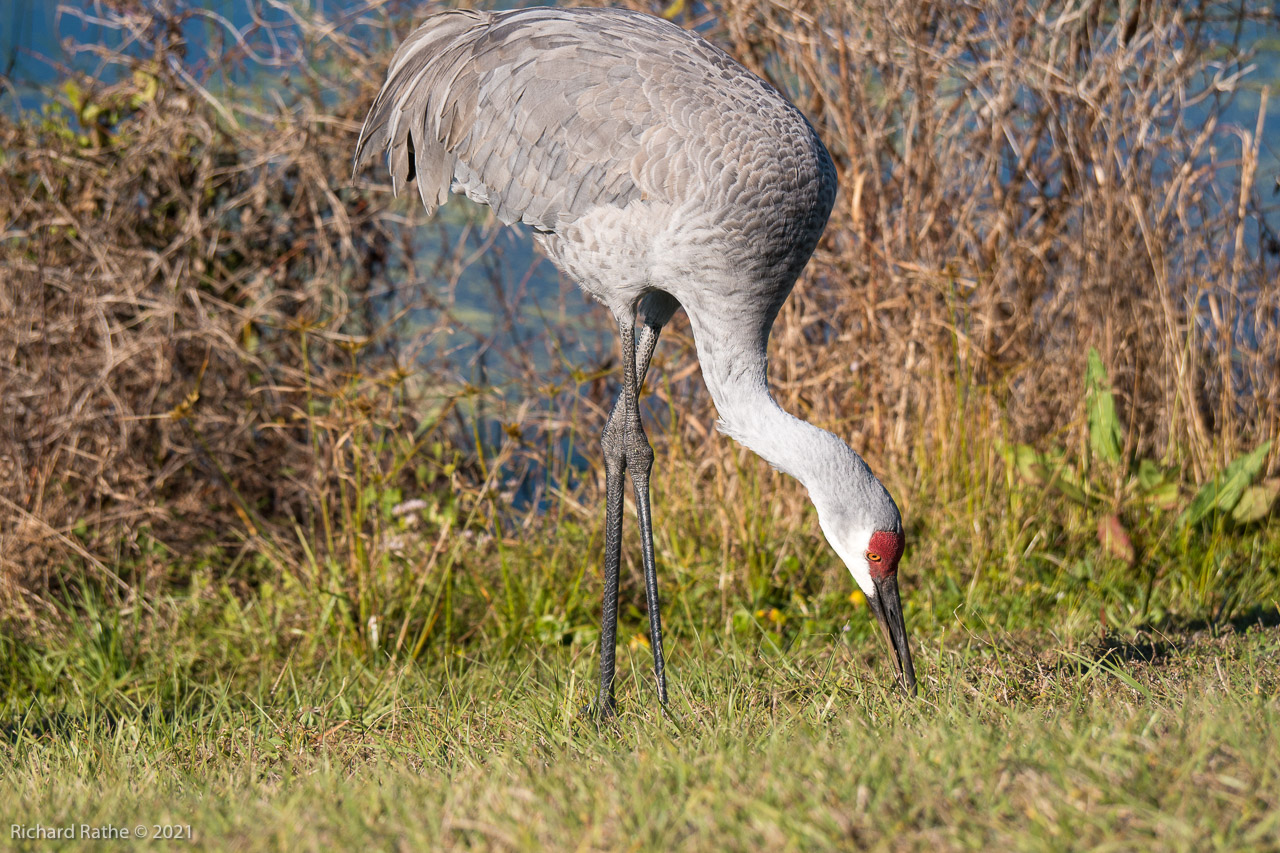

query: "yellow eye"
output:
866 551 882 563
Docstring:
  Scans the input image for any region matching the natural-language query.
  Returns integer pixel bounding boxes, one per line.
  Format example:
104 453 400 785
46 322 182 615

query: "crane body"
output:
356 6 916 713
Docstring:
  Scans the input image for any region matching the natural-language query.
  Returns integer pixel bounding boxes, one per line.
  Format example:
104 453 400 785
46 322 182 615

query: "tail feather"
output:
352 9 489 216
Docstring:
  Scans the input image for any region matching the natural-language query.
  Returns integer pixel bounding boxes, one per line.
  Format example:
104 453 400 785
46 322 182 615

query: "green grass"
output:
3 524 1279 851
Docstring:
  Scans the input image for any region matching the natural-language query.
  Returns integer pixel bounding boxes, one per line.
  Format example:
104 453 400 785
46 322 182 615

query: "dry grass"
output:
1 0 415 609
700 0 1280 470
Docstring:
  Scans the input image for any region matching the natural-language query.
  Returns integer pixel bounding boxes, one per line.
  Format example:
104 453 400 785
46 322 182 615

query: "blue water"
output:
2 1 392 106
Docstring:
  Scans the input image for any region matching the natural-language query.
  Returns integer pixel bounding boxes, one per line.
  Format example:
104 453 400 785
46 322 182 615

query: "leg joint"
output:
627 433 654 474
601 410 627 468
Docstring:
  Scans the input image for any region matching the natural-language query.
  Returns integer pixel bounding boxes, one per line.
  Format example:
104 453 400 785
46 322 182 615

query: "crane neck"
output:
689 320 878 508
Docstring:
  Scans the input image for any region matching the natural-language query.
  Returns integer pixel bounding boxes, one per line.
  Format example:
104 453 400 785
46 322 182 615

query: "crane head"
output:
820 513 918 697
860 528 917 697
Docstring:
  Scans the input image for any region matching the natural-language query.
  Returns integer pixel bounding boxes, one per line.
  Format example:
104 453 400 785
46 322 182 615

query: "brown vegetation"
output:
714 0 1279 468
1 0 1276 625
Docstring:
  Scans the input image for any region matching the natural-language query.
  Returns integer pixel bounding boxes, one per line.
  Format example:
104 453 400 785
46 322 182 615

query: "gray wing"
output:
353 7 782 231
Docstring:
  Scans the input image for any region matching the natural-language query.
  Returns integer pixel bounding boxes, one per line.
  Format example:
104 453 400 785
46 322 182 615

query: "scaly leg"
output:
618 322 668 707
594 320 664 716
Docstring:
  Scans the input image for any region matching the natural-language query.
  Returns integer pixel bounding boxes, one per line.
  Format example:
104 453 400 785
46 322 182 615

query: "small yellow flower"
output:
848 590 867 608
629 632 650 651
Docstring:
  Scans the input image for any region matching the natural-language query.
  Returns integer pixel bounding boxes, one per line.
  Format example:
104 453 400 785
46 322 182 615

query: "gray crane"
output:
354 5 916 714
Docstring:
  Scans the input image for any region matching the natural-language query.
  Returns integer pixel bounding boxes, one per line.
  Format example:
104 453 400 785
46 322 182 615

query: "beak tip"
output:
868 575 917 700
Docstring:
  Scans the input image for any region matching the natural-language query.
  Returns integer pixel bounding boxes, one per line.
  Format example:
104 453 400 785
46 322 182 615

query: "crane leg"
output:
594 318 664 717
624 321 669 709
596 402 626 718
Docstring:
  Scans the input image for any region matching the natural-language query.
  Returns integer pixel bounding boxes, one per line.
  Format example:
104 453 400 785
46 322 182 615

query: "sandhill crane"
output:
354 5 916 714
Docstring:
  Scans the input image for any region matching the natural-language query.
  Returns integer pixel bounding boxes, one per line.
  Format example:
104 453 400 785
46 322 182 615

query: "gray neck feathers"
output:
693 330 889 529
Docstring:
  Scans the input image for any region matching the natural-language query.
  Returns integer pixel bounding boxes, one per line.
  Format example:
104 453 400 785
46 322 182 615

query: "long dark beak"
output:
867 574 917 696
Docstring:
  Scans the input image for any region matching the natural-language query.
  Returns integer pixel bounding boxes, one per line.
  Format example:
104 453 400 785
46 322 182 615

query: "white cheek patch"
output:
817 522 875 596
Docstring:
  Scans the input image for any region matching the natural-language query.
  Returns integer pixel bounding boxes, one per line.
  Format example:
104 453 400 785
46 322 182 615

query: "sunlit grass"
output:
4 462 1279 850
3 575 1278 851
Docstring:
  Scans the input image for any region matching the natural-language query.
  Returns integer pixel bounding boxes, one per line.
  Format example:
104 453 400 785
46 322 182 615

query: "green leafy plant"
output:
1009 349 1275 547
1181 443 1277 526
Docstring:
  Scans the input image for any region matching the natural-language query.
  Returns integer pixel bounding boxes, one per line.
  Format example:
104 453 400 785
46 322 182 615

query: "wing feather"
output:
355 8 680 229
354 6 828 234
